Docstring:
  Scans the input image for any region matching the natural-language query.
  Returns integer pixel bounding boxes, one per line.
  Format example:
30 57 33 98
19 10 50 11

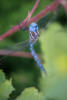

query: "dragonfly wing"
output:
0 40 30 62
5 40 30 51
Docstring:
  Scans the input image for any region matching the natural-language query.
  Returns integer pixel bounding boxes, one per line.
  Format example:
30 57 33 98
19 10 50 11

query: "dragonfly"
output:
0 22 46 73
0 6 61 73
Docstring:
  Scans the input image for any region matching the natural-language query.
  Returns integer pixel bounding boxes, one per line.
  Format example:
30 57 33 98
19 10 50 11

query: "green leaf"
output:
0 80 14 100
0 70 6 85
16 87 45 100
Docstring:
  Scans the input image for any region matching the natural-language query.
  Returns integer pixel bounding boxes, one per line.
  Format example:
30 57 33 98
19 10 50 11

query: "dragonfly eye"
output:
29 22 38 33
33 26 38 32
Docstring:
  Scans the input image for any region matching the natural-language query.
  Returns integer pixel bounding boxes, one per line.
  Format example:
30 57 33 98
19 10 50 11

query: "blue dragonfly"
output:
0 7 61 73
29 22 46 73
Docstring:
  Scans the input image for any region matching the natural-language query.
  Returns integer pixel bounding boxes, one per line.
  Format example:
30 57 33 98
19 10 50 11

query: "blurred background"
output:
0 0 67 100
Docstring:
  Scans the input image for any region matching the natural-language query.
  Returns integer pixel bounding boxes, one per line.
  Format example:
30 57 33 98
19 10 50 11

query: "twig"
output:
0 0 67 41
0 50 33 58
0 0 40 41
0 50 42 58
57 0 67 13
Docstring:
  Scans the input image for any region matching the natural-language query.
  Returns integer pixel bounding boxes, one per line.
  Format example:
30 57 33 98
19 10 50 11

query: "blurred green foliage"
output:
16 87 44 100
39 22 67 100
0 0 67 100
0 70 14 100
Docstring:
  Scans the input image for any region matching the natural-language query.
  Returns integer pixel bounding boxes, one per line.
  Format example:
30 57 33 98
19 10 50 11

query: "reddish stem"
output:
0 50 42 58
57 0 67 13
0 50 32 58
0 0 67 41
26 0 59 26
0 0 40 41
0 0 67 59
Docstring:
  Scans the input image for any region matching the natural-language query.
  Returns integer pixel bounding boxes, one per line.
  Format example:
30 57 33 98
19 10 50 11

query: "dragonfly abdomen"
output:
30 42 46 73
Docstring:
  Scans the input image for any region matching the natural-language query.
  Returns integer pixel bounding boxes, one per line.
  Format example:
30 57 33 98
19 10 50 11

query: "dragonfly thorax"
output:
29 22 40 43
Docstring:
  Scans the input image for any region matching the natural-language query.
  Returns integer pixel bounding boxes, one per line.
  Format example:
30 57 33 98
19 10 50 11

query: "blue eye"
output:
36 26 38 30
29 22 38 32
